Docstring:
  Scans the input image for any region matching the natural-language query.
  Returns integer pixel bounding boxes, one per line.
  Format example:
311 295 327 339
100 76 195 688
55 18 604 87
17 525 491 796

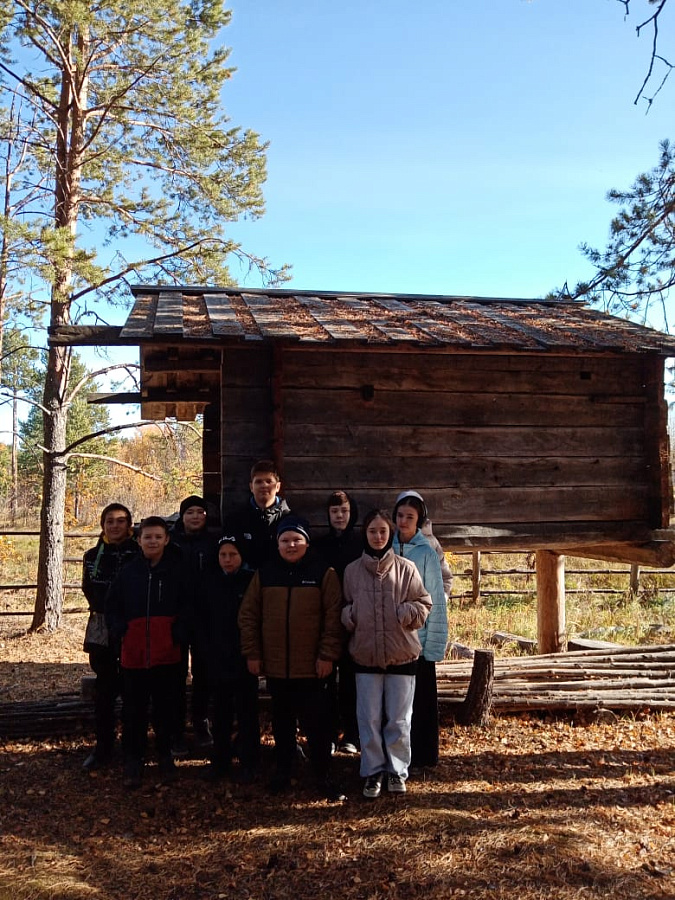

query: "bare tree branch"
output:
67 452 162 480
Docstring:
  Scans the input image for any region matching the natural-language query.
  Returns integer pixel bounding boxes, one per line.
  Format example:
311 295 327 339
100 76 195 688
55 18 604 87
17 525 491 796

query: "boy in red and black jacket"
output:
106 516 192 789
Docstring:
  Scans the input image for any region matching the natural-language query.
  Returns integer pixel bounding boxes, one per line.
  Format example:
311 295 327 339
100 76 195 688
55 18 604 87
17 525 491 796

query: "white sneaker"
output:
363 774 383 799
387 773 406 793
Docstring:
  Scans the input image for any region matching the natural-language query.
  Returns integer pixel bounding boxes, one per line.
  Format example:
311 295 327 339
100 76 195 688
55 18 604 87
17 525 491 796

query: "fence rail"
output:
2 533 675 615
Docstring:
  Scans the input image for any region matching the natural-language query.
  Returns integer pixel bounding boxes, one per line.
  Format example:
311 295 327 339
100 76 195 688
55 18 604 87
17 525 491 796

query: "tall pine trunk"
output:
31 28 84 632
31 344 71 631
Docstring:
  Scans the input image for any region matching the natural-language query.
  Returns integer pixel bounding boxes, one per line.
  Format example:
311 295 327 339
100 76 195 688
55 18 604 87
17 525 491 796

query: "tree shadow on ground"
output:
1 736 674 900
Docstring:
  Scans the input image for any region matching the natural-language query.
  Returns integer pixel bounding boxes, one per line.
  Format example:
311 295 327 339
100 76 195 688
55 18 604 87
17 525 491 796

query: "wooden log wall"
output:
220 346 670 541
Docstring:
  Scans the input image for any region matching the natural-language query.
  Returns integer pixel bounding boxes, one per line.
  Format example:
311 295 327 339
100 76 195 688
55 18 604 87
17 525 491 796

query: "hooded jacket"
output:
82 536 140 614
314 493 362 580
392 529 448 662
341 549 431 670
196 562 254 683
105 552 191 670
169 518 217 577
223 496 291 570
238 548 343 679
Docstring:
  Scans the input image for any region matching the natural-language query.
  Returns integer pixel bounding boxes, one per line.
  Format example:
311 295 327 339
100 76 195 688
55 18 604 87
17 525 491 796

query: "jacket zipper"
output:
145 571 152 668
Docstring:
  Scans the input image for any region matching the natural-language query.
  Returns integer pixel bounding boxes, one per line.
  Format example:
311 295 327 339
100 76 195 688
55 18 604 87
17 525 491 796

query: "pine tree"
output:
0 0 284 630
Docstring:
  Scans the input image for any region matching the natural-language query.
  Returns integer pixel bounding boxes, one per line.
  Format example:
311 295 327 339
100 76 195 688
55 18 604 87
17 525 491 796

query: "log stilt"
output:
536 550 566 654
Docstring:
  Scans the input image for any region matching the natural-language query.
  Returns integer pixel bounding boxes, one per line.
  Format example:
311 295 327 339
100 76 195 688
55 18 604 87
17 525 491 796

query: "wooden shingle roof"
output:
51 285 675 354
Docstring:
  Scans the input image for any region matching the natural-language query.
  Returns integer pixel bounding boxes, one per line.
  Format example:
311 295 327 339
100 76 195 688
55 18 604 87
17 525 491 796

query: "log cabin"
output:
51 285 675 651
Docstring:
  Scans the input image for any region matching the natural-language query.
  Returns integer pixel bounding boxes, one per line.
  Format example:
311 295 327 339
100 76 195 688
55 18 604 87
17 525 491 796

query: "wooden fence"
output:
2 531 675 615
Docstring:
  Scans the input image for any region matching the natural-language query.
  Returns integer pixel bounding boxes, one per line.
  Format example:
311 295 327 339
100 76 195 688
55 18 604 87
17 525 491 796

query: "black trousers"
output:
267 677 332 779
410 658 439 768
210 671 261 770
88 646 120 756
121 664 183 763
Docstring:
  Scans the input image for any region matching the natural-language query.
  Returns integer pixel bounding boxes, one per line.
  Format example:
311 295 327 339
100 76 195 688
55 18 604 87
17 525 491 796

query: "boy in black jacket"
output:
106 516 191 789
222 460 291 570
81 503 140 771
197 534 259 782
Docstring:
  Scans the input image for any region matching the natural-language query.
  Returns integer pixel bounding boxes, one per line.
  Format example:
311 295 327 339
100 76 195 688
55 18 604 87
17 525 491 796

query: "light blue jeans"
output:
355 672 416 778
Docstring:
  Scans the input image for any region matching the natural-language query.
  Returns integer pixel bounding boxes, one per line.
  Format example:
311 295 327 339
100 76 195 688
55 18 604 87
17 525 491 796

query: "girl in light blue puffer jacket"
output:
392 490 449 771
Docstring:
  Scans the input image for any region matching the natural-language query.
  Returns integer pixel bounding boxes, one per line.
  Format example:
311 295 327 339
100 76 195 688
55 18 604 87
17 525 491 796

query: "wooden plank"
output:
338 296 419 343
203 293 246 337
281 455 648 490
293 295 364 340
143 353 221 373
279 349 642 396
241 292 302 340
120 293 157 338
154 290 185 335
561 542 675 567
567 637 623 652
287 485 651 524
642 354 672 527
279 387 645 428
283 423 646 458
49 325 124 346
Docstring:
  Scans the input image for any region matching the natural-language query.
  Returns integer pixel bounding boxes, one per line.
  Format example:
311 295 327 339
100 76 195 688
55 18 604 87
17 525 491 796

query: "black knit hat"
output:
277 515 311 543
179 495 208 518
218 533 246 557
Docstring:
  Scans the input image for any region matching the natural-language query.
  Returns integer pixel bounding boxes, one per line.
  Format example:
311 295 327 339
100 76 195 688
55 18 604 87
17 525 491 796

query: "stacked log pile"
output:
438 643 675 712
3 644 675 739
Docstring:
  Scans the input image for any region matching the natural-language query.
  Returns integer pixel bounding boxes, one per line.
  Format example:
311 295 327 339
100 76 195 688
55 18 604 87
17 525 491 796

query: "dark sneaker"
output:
122 760 143 790
320 778 347 802
363 774 383 799
387 773 406 793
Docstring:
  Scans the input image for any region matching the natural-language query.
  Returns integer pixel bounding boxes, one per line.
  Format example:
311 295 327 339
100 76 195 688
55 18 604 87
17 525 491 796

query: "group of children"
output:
81 460 451 801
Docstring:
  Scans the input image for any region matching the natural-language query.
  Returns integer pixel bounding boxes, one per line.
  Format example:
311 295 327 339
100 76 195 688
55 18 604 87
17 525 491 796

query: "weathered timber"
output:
453 648 494 725
283 424 646 459
436 643 675 712
567 637 624 652
292 487 651 527
489 631 537 653
281 456 648 490
280 387 644 429
278 350 643 395
561 542 675 568
537 551 566 654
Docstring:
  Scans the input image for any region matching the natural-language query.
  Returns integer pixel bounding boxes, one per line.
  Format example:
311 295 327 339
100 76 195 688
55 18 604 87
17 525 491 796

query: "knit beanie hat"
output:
277 515 311 543
179 495 208 518
218 533 246 557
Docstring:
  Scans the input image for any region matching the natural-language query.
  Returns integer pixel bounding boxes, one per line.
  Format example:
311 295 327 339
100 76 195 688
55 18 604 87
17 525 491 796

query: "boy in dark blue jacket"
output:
106 516 191 789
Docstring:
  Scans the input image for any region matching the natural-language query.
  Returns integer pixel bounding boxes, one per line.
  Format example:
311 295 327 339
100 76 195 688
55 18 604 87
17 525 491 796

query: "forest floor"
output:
2 613 675 900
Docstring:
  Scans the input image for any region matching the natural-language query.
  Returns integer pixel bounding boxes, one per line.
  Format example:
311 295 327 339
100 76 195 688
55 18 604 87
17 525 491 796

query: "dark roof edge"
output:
129 284 579 305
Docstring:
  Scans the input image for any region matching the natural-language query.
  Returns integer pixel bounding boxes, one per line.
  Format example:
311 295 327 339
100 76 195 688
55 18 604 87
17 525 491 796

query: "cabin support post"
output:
536 550 566 654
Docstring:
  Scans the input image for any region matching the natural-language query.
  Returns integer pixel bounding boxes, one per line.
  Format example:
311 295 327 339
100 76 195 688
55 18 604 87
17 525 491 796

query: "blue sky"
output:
221 0 675 307
3 0 675 443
